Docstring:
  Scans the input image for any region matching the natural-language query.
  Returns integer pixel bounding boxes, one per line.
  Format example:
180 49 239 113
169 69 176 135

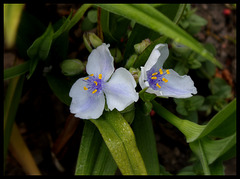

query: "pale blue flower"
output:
69 43 139 119
139 43 197 98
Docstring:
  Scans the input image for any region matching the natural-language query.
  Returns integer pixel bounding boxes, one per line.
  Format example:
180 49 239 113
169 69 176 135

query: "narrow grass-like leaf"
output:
132 102 160 175
173 4 187 24
197 98 236 139
91 141 117 175
123 4 184 66
27 24 54 79
96 4 222 68
152 98 236 143
4 61 30 80
65 4 92 32
189 140 211 175
91 110 147 175
75 121 103 175
9 123 41 175
4 75 25 163
4 4 24 48
75 121 117 175
199 133 236 165
52 11 72 39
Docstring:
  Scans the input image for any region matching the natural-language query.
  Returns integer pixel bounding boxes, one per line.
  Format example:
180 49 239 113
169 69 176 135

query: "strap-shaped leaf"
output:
4 61 30 80
4 75 25 163
189 132 236 175
91 110 147 175
152 98 236 143
27 24 54 79
75 121 117 175
95 4 222 68
132 102 160 175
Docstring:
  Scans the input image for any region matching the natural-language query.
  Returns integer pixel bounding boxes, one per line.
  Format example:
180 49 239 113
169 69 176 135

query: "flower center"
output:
83 74 104 94
147 68 170 90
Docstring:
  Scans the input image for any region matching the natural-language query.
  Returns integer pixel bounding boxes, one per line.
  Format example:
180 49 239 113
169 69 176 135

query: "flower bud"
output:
129 67 141 83
172 41 190 54
110 47 122 63
61 59 85 76
134 38 151 54
83 32 103 52
125 54 138 69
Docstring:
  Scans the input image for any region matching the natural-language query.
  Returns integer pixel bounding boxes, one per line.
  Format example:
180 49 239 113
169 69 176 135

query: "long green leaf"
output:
91 110 147 175
75 121 117 175
189 140 211 175
152 98 236 143
27 23 54 79
65 4 92 32
197 98 236 139
4 75 25 163
75 121 104 175
91 140 117 175
4 4 24 48
123 4 184 66
132 102 160 175
96 4 222 68
4 61 30 80
199 133 236 165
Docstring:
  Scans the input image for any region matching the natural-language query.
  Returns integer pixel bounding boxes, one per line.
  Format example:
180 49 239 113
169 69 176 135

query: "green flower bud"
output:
83 32 103 52
134 38 151 54
61 59 85 76
172 41 190 54
110 47 122 63
125 54 138 69
129 67 141 83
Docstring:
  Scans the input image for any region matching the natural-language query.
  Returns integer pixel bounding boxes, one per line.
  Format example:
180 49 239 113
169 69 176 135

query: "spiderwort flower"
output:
139 43 197 98
69 43 139 119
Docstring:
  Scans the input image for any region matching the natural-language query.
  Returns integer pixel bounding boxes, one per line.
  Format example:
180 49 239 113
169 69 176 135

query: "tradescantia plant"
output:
4 4 235 175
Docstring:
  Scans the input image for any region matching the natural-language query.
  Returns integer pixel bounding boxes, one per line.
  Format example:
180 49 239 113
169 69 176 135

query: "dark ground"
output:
4 4 236 175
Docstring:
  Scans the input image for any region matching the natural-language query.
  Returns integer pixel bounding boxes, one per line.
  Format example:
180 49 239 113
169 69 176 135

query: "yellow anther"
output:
151 76 157 80
162 78 168 83
98 74 102 79
152 72 158 76
159 69 163 75
156 83 161 88
84 77 89 80
92 89 97 94
90 74 94 76
94 81 98 86
83 86 88 90
166 69 170 74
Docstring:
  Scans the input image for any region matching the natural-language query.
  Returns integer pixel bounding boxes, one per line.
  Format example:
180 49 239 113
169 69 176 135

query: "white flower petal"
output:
86 43 114 81
72 94 105 119
69 77 86 97
103 68 139 111
144 43 169 71
139 67 149 90
159 69 197 98
69 77 105 119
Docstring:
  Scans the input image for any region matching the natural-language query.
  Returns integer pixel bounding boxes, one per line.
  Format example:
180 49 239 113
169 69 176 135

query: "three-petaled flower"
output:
139 43 197 98
69 43 139 119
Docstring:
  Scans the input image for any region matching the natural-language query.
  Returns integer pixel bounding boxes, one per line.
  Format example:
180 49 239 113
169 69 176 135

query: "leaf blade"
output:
96 4 222 68
91 110 147 175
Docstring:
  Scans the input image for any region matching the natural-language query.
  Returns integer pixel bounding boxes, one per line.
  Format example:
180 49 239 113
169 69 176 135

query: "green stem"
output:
152 100 182 127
